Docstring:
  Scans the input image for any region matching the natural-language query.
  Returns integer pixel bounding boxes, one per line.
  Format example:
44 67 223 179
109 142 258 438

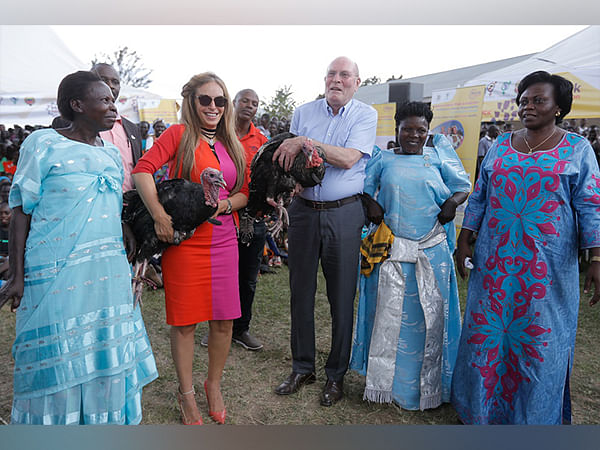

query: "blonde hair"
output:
176 72 246 193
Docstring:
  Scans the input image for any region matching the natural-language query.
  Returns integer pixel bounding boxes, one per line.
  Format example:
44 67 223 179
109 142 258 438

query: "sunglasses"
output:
197 95 227 107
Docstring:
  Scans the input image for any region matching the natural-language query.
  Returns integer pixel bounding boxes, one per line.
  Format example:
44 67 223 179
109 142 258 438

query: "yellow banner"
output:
372 102 396 149
557 72 600 119
431 85 486 228
480 72 600 121
138 98 179 124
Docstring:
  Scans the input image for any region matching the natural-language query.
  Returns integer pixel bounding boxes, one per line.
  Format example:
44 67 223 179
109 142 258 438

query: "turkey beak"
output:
215 172 227 189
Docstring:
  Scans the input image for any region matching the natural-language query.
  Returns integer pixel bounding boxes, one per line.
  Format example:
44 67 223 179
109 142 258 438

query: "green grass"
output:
1 267 599 424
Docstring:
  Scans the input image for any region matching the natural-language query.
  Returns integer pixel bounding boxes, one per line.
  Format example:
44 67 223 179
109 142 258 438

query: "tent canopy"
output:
464 26 600 120
0 25 161 126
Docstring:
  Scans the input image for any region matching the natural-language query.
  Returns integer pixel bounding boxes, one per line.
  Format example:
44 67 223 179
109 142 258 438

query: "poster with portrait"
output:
430 85 485 228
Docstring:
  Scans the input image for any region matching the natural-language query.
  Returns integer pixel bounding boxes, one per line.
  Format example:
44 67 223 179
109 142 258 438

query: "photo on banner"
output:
430 85 486 227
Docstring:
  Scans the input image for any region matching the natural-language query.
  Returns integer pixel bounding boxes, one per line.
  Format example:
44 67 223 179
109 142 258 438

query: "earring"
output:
555 111 561 117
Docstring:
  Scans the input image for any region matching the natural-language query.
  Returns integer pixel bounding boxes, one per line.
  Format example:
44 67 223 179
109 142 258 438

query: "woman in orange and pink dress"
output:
132 72 248 425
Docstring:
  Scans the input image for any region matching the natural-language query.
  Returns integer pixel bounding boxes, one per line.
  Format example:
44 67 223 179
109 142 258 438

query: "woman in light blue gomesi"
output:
350 101 471 411
0 71 158 424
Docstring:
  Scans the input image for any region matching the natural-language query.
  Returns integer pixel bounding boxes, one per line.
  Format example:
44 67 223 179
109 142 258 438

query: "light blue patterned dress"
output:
350 134 471 410
451 132 600 424
9 129 158 425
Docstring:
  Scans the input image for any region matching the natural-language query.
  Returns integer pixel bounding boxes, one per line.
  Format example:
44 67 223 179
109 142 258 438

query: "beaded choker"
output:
201 127 217 147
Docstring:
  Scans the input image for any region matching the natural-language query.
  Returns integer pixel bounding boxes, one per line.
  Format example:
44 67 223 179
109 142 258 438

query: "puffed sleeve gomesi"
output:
9 132 48 214
434 133 471 195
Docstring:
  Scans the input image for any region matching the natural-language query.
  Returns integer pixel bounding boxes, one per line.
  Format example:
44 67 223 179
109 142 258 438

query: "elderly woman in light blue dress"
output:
350 101 471 411
0 71 157 424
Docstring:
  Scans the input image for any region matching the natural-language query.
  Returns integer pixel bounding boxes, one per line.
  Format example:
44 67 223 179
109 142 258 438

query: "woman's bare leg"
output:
205 319 233 412
171 324 202 423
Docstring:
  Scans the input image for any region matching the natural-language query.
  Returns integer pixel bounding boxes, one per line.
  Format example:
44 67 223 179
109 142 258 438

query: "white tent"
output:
0 25 161 126
463 26 600 120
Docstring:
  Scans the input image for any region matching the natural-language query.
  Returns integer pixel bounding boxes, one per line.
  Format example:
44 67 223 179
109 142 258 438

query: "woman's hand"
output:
584 259 600 306
438 192 468 225
122 222 137 263
153 211 174 243
211 199 231 219
438 198 458 224
0 276 25 312
455 229 474 279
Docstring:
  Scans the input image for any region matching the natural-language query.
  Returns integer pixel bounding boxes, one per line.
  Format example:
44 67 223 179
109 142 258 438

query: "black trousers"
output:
287 197 365 381
233 220 267 335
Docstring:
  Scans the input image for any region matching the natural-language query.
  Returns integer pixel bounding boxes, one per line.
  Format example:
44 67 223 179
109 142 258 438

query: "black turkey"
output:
122 167 225 305
240 132 326 242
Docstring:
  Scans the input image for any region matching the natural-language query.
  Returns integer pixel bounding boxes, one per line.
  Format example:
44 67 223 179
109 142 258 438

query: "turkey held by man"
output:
240 132 326 243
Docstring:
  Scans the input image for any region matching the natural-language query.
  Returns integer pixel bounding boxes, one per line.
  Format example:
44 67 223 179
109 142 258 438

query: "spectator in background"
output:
0 178 11 202
152 118 167 139
476 125 499 179
51 116 71 130
386 140 396 149
91 63 143 192
229 88 268 351
0 201 10 257
150 119 170 182
578 118 589 136
503 122 513 133
140 121 151 151
2 145 18 176
257 113 271 138
268 120 279 139
588 126 600 166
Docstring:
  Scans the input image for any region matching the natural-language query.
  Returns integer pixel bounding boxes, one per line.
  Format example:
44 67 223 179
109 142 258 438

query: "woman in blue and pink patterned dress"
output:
452 71 600 424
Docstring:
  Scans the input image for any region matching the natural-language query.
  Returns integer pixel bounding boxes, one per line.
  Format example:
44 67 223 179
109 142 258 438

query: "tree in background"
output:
92 46 153 89
386 75 403 82
261 85 296 121
360 75 381 86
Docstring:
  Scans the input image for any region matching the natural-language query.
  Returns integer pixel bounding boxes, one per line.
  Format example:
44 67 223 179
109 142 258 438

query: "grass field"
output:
1 266 599 425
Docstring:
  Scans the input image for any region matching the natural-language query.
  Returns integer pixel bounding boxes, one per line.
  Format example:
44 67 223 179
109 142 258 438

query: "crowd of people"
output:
0 57 599 426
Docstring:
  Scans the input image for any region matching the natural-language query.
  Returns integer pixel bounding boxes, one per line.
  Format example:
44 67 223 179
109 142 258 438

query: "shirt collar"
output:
323 97 354 117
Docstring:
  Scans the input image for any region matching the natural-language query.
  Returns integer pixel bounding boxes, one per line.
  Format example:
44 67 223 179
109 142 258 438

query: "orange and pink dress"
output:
132 124 248 325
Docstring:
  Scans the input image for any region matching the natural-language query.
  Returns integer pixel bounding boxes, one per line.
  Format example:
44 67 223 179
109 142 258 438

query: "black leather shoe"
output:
320 379 344 406
274 372 316 395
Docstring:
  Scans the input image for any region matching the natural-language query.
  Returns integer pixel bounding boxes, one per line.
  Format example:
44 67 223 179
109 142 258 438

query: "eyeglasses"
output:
197 95 227 107
326 71 356 80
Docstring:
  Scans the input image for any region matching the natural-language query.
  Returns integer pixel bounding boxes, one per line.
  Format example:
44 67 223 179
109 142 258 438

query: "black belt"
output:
298 194 361 210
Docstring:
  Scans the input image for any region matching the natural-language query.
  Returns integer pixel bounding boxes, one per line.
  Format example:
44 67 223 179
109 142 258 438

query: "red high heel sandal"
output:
177 387 203 425
204 381 226 424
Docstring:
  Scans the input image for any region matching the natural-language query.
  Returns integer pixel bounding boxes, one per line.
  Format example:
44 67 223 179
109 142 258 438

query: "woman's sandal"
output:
177 386 203 425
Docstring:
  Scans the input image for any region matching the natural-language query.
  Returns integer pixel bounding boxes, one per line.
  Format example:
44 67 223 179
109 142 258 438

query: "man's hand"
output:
272 136 305 171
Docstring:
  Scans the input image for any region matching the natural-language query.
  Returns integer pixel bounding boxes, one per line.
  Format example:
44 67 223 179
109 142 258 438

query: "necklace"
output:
522 128 556 154
201 127 217 147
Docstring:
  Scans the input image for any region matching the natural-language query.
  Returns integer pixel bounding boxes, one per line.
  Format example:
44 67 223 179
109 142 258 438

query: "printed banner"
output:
479 71 600 121
431 85 486 228
138 98 179 125
372 102 396 150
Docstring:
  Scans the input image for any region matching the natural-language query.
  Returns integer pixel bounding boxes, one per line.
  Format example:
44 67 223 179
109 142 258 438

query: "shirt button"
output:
424 163 431 167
